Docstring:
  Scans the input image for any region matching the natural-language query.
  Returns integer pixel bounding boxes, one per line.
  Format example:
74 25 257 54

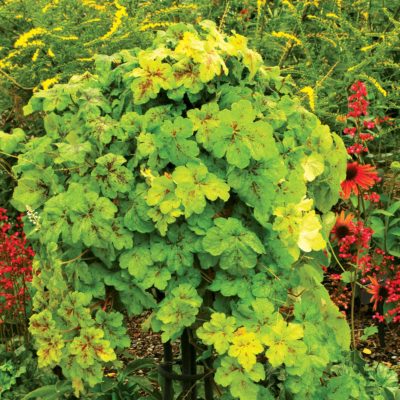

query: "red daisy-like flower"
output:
331 211 354 241
341 162 379 199
366 275 382 311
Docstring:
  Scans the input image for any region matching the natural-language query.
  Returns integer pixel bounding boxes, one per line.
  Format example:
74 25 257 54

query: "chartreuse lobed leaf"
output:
214 356 265 400
261 314 307 368
95 310 131 349
130 52 174 104
0 128 25 153
173 162 230 217
197 313 237 354
203 218 265 270
228 327 264 371
273 197 326 260
91 153 134 198
155 284 202 342
156 117 199 165
68 327 116 368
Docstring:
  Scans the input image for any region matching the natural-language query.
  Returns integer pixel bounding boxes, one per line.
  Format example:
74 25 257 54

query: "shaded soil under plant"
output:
126 311 400 378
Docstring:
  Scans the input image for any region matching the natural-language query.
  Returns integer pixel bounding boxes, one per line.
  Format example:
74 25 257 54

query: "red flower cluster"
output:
331 213 373 263
385 271 400 323
330 211 400 322
0 208 33 324
327 81 399 325
347 81 369 118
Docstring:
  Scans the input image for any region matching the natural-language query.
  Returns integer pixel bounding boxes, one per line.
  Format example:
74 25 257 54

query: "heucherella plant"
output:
8 21 387 399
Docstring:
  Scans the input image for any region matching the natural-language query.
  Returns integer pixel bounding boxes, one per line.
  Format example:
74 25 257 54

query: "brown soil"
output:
126 310 400 377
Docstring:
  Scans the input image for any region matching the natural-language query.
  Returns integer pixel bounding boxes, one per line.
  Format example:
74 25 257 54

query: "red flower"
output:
341 162 379 199
367 275 382 311
331 211 354 241
363 120 375 129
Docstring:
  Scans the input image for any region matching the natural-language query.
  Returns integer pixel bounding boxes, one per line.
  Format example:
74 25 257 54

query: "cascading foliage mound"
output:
9 21 379 399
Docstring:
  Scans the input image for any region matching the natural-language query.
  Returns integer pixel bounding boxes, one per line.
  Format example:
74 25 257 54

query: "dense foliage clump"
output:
6 20 398 399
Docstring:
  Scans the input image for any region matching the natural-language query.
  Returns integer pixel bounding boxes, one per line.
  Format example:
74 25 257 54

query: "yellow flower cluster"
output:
272 31 302 46
141 3 198 31
0 50 21 69
40 76 60 90
282 0 296 12
100 0 127 40
151 3 198 17
307 33 337 48
82 0 107 12
326 12 339 19
360 74 387 97
55 35 79 41
305 0 319 6
14 28 47 48
300 86 316 111
32 48 40 62
140 21 175 32
42 0 60 13
257 0 266 16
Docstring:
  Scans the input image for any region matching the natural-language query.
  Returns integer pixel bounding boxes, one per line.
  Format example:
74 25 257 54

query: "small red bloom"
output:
341 162 379 199
359 133 375 141
363 120 375 129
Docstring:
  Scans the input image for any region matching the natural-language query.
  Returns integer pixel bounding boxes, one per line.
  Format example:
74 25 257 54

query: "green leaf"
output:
92 153 134 198
0 128 25 153
206 100 275 168
197 313 237 354
203 218 265 270
360 326 378 341
173 162 230 217
156 284 202 342
301 153 325 182
157 116 199 165
22 382 72 400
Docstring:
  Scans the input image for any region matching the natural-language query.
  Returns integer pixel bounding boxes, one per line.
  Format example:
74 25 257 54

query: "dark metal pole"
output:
204 357 214 400
163 341 174 400
189 331 197 400
181 328 196 400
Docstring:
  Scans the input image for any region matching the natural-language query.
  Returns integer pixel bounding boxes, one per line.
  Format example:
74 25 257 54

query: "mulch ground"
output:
354 309 400 376
126 310 400 377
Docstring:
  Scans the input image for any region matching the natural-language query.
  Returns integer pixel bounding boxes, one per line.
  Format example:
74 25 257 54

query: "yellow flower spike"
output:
41 76 60 90
82 0 107 11
360 74 387 97
326 12 339 19
272 31 302 46
32 48 40 62
14 28 48 48
47 48 55 58
361 43 378 52
300 86 316 111
42 0 60 13
257 0 266 16
140 22 175 32
99 0 127 41
282 0 296 12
